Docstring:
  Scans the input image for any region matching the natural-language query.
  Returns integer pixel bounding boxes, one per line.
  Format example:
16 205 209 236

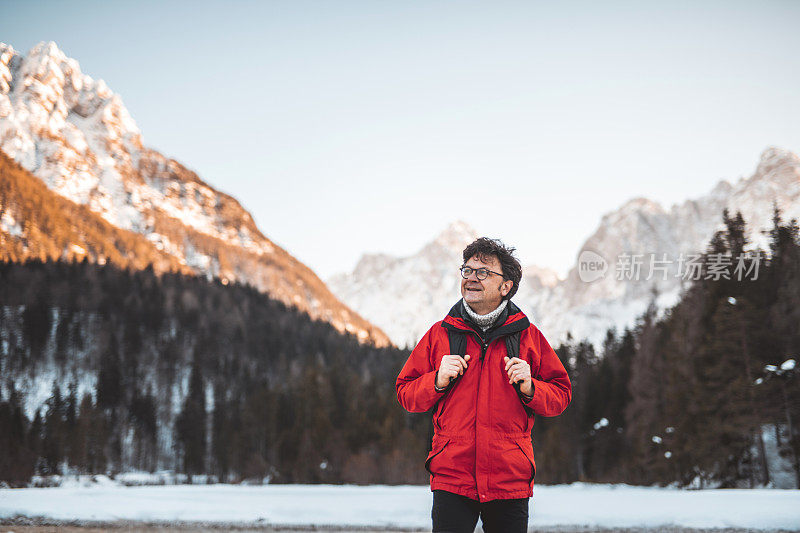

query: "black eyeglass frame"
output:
460 265 505 281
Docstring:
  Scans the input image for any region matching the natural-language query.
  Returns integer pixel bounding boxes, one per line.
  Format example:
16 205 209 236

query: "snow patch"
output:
0 484 797 529
0 209 23 237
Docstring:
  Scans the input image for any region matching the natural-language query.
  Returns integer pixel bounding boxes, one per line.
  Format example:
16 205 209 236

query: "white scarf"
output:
462 298 508 331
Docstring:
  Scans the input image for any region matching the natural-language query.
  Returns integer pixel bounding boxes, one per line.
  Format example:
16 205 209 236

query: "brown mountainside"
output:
0 150 186 272
0 149 390 346
0 42 389 346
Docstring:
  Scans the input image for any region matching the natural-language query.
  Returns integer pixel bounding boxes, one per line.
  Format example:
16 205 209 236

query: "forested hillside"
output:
535 209 800 488
1 210 798 488
0 260 424 486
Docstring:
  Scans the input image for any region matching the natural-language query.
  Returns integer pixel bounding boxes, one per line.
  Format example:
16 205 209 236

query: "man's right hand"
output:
435 354 471 389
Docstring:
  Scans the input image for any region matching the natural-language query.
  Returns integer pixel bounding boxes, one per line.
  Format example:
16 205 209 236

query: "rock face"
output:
328 221 560 348
331 148 800 348
0 41 388 346
533 146 800 347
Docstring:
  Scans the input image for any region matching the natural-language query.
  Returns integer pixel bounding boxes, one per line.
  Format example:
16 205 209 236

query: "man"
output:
396 237 572 533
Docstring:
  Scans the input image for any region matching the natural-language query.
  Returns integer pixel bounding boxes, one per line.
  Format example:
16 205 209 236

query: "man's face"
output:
460 254 512 314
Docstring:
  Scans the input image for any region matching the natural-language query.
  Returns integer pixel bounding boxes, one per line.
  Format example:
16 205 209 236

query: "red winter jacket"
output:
396 300 571 502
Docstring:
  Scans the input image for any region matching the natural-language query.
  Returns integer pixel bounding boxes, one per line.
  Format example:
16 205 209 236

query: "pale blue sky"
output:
3 1 799 278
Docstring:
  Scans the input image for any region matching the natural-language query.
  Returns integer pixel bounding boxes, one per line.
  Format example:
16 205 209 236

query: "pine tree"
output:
42 382 65 474
22 290 50 360
96 334 123 411
0 381 35 485
211 383 231 481
28 409 44 475
64 382 79 469
625 302 669 484
175 357 207 478
764 208 800 487
128 386 158 471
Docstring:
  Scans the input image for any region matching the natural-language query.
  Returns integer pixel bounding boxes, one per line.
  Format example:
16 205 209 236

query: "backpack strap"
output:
427 328 468 451
448 328 468 357
504 330 520 360
505 330 522 395
505 330 533 415
439 328 467 391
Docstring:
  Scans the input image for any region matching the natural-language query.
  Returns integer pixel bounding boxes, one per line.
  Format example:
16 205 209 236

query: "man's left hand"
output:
504 356 533 397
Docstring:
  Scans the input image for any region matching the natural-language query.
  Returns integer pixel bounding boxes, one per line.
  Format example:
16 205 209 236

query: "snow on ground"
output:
0 484 798 530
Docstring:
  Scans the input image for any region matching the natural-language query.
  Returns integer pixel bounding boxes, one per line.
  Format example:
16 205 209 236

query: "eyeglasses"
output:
460 266 504 281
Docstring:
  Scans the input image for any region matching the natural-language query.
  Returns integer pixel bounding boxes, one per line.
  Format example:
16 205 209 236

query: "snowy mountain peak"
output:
331 148 800 349
0 41 389 346
330 219 562 347
707 179 733 201
535 146 800 346
30 40 62 58
431 220 479 254
753 146 800 186
523 265 561 289
617 197 665 217
351 252 396 279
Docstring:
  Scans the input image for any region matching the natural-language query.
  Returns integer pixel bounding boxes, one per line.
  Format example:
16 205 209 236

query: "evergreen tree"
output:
96 333 123 411
22 290 51 360
175 357 207 478
64 382 79 468
0 381 35 485
625 302 669 484
1 212 792 488
42 382 65 474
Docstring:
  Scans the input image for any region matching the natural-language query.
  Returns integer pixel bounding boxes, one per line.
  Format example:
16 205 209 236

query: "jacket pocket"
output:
515 438 536 485
425 437 450 475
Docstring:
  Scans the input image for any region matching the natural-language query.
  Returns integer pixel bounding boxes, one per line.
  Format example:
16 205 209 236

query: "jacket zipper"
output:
478 335 489 361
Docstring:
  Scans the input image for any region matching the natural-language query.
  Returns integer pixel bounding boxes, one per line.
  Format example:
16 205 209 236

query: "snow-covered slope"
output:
328 221 560 347
0 41 388 346
328 221 474 348
331 148 800 348
532 146 800 346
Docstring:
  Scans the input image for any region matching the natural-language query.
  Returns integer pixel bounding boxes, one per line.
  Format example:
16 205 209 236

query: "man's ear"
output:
501 280 513 297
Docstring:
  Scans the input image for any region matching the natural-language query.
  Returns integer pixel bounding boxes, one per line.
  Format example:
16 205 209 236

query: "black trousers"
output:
431 489 529 533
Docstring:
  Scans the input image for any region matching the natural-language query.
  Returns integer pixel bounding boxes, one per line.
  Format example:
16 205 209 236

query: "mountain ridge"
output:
331 147 800 347
0 41 389 346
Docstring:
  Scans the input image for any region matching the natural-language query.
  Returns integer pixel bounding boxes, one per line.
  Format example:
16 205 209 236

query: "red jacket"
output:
396 300 571 502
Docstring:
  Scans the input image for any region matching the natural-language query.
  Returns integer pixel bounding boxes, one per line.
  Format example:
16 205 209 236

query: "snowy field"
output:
0 483 799 531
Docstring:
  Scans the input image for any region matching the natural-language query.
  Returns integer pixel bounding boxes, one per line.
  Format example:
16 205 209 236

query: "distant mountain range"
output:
0 41 388 346
330 147 800 348
3 41 798 351
328 220 487 348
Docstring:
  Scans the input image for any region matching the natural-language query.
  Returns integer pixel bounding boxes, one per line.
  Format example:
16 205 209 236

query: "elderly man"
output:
396 237 572 533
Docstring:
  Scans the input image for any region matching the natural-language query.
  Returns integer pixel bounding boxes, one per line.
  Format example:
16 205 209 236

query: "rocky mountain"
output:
330 147 800 348
328 220 560 347
0 149 188 272
0 41 388 346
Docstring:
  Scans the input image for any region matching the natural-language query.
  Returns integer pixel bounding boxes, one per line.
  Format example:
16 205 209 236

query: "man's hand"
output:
504 356 533 397
436 354 470 389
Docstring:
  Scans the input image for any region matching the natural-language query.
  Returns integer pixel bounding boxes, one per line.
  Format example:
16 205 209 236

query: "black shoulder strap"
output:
427 328 468 452
446 328 530 415
505 330 522 395
448 328 467 356
505 330 533 415
504 330 520 360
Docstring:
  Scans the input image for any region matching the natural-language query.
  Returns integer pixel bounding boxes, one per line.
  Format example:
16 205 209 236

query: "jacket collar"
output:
442 299 529 342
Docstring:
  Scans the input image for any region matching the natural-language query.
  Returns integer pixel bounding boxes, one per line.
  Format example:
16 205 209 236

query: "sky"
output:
2 0 799 278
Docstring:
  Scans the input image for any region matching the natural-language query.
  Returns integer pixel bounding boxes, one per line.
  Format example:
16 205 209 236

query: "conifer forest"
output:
1 210 798 489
